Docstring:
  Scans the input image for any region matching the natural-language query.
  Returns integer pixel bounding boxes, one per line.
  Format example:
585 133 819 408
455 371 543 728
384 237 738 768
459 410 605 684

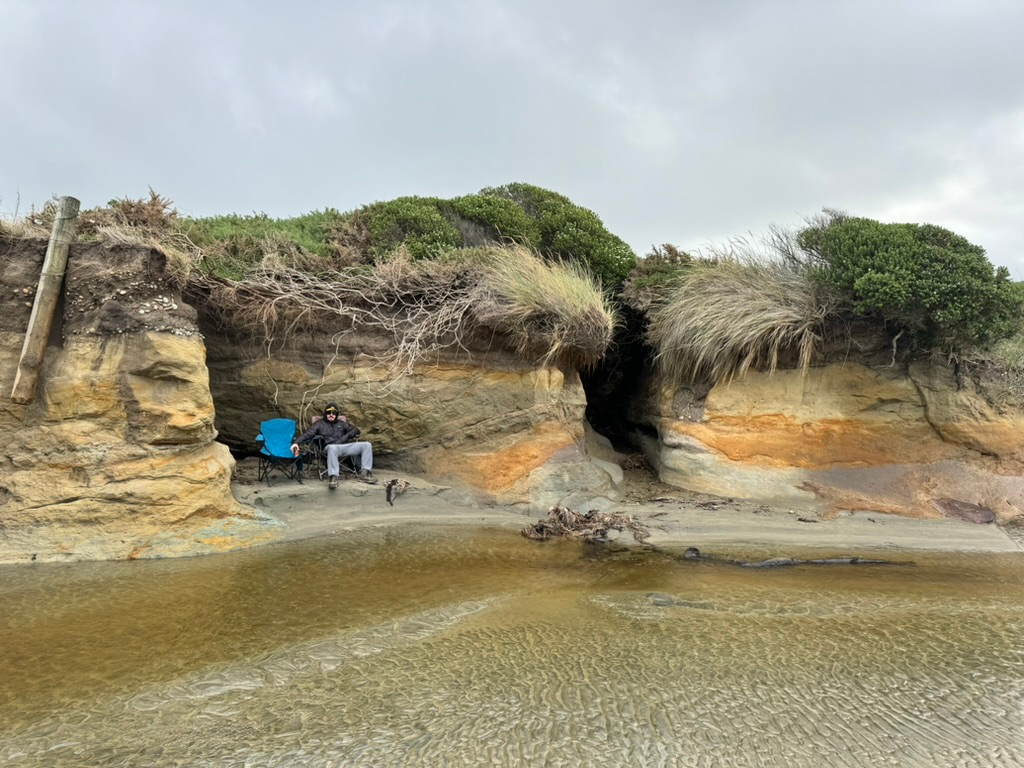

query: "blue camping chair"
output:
256 418 304 486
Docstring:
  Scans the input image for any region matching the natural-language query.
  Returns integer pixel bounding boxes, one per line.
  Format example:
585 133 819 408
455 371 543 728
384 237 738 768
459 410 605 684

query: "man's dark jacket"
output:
295 419 361 447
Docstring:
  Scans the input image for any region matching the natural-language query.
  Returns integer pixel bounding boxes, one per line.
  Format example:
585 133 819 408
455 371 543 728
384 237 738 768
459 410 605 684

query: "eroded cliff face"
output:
633 361 1024 524
0 238 281 563
203 334 622 512
0 237 621 562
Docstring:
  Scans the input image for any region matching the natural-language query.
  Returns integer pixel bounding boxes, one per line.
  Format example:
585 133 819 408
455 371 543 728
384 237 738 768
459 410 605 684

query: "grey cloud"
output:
2 0 1023 273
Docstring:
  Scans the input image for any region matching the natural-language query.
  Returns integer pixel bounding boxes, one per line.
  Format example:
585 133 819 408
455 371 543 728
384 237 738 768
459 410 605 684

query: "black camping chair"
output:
305 437 360 481
256 418 304 486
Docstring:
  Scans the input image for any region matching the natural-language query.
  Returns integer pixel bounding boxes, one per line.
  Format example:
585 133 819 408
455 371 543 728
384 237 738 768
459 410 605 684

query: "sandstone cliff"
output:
204 333 621 512
632 360 1024 524
0 237 282 563
0 237 621 563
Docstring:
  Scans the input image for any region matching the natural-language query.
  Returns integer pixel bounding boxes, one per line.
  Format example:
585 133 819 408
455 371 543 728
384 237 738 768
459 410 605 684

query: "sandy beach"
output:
232 458 1023 556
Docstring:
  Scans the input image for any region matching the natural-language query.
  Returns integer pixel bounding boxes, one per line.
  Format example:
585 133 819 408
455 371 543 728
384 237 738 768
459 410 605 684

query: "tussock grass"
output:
2 190 197 281
648 254 836 384
988 330 1024 370
466 246 616 367
87 223 197 283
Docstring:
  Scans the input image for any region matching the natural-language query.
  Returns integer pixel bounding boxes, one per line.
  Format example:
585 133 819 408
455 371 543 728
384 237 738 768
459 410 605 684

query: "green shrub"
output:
798 213 1023 351
443 194 541 249
480 183 636 286
72 185 634 287
361 196 462 259
621 244 694 311
182 209 349 259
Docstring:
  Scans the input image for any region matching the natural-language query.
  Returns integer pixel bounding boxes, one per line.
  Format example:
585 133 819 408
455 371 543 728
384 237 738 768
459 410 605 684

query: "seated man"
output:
291 403 377 488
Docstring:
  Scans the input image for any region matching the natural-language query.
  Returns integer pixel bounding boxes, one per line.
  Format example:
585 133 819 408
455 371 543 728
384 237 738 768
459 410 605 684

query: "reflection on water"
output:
1 527 1023 767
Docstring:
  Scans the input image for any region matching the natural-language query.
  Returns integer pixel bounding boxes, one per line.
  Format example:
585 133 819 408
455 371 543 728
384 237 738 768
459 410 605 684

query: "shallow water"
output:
1 527 1023 767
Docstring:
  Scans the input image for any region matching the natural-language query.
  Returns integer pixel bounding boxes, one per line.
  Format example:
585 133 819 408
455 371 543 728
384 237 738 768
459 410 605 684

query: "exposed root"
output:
186 247 615 378
522 505 650 544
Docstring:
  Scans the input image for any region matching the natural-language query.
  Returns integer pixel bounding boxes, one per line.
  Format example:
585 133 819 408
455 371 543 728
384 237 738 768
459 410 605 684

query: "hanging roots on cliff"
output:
522 506 650 544
186 245 616 375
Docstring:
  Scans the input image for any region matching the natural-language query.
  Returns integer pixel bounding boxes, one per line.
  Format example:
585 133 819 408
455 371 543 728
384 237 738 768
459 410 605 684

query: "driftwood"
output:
522 506 650 544
521 510 908 568
385 478 410 506
681 547 907 568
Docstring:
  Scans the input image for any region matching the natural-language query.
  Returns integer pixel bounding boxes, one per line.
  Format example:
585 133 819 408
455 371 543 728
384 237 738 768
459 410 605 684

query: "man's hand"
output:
291 443 300 457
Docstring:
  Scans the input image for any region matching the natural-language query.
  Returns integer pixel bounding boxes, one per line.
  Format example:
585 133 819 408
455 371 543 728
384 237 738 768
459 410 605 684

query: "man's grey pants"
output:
326 442 373 476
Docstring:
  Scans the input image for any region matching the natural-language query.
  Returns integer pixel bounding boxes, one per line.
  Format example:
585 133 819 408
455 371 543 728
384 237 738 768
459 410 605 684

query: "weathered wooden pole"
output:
10 195 81 404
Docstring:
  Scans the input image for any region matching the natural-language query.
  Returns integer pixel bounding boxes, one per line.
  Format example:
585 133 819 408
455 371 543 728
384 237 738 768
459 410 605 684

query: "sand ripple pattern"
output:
2 588 1023 767
0 599 496 767
2 533 1023 767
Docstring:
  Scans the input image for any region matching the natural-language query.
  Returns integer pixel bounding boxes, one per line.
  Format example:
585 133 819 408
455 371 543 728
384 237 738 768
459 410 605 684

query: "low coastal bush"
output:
442 194 542 250
480 183 636 286
360 197 462 260
174 185 635 288
798 212 1023 352
621 243 693 312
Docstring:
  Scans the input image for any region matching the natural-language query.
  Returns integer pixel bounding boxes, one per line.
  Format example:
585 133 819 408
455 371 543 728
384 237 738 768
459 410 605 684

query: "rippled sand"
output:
1 528 1022 767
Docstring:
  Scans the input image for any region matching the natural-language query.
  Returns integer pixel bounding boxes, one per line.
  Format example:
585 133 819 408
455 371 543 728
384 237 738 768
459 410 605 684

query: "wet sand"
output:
232 461 1022 555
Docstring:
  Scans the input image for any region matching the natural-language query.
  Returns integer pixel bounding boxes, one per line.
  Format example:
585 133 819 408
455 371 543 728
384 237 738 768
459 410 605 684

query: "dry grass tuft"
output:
648 252 837 384
468 246 617 368
90 223 197 283
0 217 50 240
3 190 197 281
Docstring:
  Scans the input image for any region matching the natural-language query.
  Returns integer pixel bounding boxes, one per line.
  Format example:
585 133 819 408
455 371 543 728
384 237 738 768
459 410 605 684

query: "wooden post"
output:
10 196 81 404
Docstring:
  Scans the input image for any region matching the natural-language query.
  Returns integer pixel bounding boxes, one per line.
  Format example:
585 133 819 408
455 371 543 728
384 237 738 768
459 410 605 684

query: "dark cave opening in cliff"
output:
580 305 653 454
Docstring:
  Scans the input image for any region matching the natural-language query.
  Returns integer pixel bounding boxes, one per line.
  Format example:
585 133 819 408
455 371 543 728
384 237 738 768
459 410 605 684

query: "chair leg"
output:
261 457 306 486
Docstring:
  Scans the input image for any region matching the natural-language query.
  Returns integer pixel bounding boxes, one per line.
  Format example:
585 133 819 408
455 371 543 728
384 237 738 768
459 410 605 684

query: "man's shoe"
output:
358 469 378 485
328 475 338 489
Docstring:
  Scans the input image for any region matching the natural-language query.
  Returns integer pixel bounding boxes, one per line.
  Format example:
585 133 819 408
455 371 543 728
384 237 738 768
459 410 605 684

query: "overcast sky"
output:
3 0 1024 274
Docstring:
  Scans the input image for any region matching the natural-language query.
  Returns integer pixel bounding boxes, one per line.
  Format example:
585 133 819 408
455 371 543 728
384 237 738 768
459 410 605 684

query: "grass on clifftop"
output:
647 252 836 383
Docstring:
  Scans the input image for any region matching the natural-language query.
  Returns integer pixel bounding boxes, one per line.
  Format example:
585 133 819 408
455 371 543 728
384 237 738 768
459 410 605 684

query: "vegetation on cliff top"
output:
82 183 633 288
5 184 635 285
1 189 617 372
7 191 1022 386
630 212 1024 385
798 212 1022 351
